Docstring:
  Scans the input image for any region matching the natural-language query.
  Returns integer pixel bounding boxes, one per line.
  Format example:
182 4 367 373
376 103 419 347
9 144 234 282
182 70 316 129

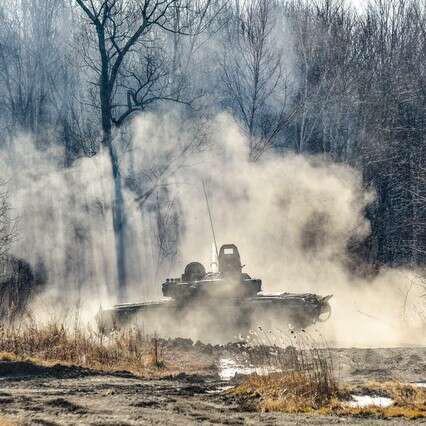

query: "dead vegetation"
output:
0 319 425 421
0 320 213 377
233 371 337 412
231 329 426 419
336 381 426 419
0 419 16 426
316 381 426 419
235 375 426 419
232 328 337 412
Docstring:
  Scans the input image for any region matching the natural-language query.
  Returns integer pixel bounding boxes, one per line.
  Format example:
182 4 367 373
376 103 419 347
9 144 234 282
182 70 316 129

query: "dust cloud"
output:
1 113 425 345
131 112 426 347
0 136 117 320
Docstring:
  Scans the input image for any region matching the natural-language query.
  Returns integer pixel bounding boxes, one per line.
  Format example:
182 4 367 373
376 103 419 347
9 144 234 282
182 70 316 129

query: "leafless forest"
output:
0 3 426 424
0 0 425 305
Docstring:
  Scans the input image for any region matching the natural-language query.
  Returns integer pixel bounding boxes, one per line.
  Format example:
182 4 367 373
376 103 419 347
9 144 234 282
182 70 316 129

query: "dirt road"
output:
0 347 425 425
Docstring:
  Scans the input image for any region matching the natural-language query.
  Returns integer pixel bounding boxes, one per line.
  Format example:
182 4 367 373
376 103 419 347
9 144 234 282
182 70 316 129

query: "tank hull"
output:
98 244 332 340
97 292 332 339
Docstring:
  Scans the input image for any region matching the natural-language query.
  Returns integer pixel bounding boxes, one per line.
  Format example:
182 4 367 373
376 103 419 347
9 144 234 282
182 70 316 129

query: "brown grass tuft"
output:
234 375 426 418
233 371 337 412
231 329 426 419
0 320 211 377
0 418 17 426
232 328 337 412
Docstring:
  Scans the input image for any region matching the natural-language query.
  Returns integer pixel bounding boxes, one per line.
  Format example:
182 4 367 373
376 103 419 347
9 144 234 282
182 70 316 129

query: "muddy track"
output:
0 347 425 425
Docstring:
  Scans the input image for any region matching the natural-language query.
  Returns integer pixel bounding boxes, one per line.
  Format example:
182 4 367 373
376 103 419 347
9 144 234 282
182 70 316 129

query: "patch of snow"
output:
413 382 426 388
347 395 394 408
217 359 256 380
206 385 233 394
217 358 281 381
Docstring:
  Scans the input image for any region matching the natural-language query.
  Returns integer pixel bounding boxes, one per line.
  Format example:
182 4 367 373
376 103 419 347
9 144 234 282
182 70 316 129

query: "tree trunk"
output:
105 129 128 302
98 27 129 301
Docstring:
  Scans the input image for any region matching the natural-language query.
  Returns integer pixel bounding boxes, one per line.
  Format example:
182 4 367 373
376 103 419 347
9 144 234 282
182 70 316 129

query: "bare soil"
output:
0 346 425 425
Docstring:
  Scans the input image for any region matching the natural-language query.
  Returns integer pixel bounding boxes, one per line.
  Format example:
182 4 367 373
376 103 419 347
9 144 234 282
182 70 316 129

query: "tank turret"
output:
162 244 262 302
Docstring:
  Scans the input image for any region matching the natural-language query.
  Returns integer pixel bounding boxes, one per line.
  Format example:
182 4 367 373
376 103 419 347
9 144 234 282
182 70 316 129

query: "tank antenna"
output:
202 180 219 260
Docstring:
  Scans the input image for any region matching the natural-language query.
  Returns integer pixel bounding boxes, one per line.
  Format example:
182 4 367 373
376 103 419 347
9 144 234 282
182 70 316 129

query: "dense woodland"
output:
0 0 425 298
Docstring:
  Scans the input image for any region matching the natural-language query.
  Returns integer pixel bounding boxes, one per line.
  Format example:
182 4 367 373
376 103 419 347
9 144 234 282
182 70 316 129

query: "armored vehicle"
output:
98 244 332 339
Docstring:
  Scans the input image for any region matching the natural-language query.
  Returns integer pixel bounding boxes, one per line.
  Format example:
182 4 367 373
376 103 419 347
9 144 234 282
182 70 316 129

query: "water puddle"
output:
347 395 394 408
217 358 281 380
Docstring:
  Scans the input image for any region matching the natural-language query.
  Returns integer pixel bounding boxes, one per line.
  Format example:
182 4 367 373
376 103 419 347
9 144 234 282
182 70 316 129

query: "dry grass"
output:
319 404 426 419
231 328 426 419
233 371 337 412
231 328 337 412
0 419 17 426
0 320 212 377
339 381 426 419
233 373 426 418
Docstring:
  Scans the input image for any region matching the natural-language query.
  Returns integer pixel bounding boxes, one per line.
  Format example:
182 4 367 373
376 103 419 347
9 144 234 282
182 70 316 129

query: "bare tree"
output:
0 0 424 282
220 0 298 161
0 0 70 143
0 186 13 261
74 0 215 299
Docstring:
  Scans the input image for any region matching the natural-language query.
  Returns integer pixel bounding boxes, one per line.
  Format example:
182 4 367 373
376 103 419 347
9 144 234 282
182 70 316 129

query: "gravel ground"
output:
0 347 425 425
